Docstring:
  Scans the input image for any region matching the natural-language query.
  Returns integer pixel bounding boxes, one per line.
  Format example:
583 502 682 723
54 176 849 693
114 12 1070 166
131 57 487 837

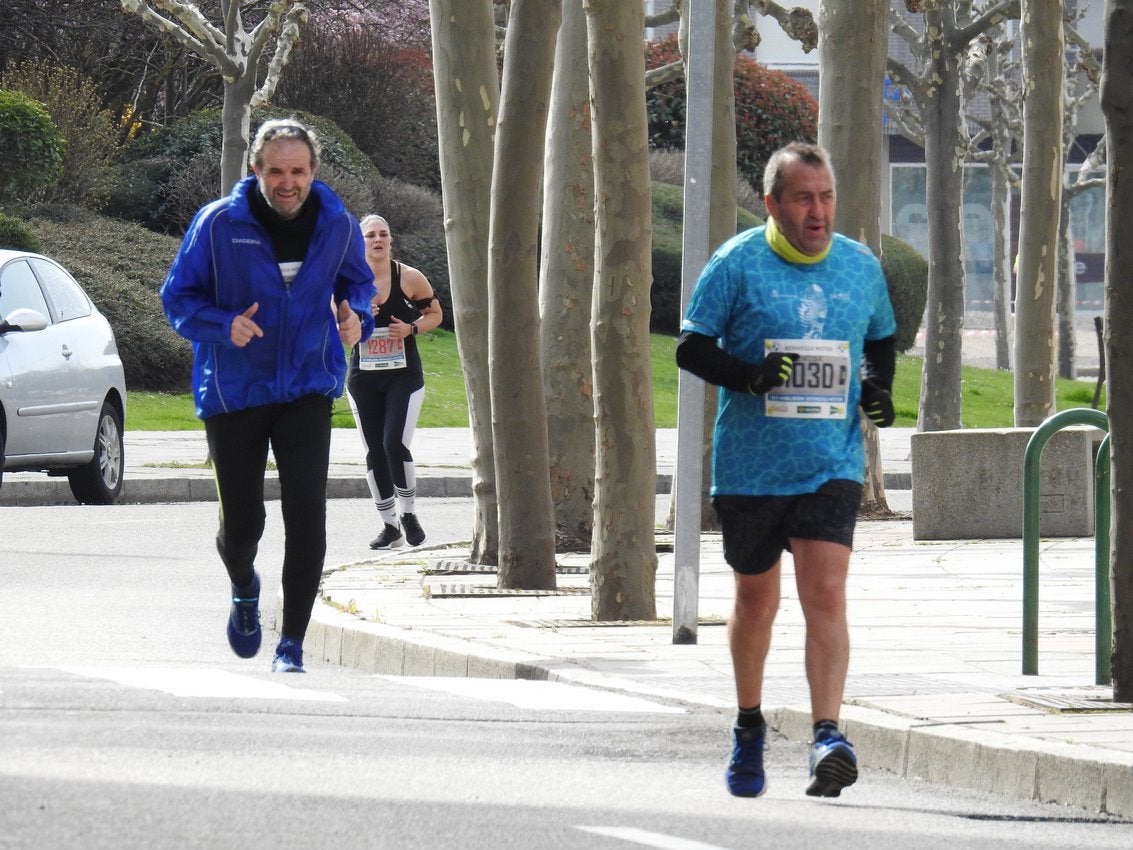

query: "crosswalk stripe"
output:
384 676 685 714
577 826 731 850
51 666 348 702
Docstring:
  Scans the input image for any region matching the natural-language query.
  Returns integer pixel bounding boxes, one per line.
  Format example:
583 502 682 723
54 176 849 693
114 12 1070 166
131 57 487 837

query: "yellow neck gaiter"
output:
764 215 831 265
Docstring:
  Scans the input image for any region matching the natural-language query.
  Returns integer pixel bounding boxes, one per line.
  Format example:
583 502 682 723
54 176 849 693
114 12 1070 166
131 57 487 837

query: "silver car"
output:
0 250 126 504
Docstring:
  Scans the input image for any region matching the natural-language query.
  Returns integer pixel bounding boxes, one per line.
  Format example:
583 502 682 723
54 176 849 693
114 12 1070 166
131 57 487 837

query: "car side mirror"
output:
0 308 50 335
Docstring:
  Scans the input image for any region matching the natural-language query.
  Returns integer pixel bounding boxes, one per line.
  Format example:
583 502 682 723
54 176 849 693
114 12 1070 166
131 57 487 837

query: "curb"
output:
0 471 912 507
768 705 1133 816
307 593 1133 818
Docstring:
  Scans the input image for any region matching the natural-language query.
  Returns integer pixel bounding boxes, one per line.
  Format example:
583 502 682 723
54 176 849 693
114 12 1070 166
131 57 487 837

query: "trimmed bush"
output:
0 62 120 207
276 17 440 189
880 233 929 353
0 213 42 252
647 183 927 349
21 205 193 392
0 89 65 201
650 181 761 335
369 176 452 329
107 107 381 233
645 35 818 189
649 148 763 216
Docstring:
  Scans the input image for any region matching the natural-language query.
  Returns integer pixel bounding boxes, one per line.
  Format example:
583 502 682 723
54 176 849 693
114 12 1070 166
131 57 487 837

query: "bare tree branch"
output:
644 59 684 89
121 0 236 75
645 1 680 29
751 0 817 52
950 0 1020 51
252 2 308 106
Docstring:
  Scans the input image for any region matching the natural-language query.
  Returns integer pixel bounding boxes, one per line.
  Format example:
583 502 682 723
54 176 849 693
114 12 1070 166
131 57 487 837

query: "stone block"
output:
911 427 1101 540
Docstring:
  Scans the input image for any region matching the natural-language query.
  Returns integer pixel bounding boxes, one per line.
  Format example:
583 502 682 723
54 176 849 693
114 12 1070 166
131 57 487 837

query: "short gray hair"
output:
762 142 833 201
250 118 321 170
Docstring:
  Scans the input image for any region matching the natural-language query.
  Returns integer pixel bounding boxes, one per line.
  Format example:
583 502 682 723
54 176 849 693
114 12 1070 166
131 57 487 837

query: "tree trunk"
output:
428 0 500 564
540 0 596 551
1013 0 1065 427
586 0 657 621
701 0 736 533
220 74 255 194
991 156 1013 371
916 9 966 432
818 0 890 514
1056 199 1077 379
489 0 561 590
1101 0 1133 700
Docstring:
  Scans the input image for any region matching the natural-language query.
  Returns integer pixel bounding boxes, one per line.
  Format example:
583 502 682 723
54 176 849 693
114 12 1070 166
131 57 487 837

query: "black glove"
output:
747 352 798 395
860 378 895 427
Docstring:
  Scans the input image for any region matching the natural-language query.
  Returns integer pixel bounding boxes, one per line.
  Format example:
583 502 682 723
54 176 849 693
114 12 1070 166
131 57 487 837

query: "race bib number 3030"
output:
359 328 407 371
764 338 850 419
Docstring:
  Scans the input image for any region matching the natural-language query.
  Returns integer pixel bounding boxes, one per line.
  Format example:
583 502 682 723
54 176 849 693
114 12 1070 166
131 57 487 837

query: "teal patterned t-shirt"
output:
681 226 897 496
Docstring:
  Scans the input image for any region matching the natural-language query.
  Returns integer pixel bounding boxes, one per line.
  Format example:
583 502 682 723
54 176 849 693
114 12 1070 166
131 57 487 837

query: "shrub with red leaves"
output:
645 34 818 189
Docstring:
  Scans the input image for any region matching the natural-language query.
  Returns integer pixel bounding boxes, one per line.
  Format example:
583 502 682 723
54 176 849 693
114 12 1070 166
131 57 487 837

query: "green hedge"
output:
0 89 64 201
106 107 380 234
0 212 41 252
17 205 192 392
880 233 928 353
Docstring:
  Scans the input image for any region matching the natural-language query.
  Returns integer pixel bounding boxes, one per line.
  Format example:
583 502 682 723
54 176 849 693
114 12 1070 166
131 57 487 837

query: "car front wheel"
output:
68 401 124 505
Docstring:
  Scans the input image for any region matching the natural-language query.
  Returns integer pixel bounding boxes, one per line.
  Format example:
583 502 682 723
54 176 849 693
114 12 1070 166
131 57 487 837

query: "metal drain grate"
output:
425 560 589 576
505 616 727 629
1003 689 1133 713
423 583 591 598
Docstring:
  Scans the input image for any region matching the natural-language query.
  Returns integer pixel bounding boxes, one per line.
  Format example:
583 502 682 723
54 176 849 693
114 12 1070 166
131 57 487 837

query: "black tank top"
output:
348 262 426 387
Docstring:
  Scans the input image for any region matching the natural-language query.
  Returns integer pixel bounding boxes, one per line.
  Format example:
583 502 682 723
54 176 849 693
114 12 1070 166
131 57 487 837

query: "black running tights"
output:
205 394 332 641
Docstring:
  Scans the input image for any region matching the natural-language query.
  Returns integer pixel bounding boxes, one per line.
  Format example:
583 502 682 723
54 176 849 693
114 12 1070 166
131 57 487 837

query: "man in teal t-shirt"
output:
677 142 897 800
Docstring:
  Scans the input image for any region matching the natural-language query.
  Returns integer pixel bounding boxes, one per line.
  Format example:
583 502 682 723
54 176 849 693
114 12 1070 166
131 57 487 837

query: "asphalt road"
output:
2 499 1132 849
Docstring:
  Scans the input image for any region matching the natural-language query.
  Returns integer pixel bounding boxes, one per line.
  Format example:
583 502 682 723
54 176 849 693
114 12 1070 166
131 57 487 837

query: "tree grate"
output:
423 584 591 599
425 560 589 576
1003 689 1133 713
505 617 727 629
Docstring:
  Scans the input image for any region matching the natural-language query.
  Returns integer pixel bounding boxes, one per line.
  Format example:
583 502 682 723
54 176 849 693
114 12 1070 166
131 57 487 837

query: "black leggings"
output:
346 373 424 505
205 394 332 641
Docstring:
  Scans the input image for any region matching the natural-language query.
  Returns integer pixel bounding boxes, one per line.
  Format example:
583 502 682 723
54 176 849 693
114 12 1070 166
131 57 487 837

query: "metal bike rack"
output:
1021 407 1110 684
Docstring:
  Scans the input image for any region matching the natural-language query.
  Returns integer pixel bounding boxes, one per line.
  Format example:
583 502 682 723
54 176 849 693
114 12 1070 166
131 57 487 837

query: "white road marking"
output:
383 676 685 713
52 667 347 702
577 826 732 850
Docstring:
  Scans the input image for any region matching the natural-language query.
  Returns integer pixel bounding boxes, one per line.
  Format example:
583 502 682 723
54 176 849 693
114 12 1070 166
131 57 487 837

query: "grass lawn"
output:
126 330 1105 431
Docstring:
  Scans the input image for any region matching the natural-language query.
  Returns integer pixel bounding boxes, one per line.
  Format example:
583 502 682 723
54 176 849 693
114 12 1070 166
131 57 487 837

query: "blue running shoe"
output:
272 637 305 673
226 572 261 659
806 729 858 797
726 725 767 797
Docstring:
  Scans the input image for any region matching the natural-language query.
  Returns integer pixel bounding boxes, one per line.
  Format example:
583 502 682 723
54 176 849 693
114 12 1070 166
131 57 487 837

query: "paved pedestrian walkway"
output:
3 427 1132 817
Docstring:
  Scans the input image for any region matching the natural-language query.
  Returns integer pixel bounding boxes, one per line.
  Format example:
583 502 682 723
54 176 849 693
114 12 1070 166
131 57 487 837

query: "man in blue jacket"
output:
162 118 375 673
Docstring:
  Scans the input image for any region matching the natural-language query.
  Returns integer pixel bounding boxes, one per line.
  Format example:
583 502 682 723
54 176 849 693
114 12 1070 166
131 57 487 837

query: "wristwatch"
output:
411 322 419 335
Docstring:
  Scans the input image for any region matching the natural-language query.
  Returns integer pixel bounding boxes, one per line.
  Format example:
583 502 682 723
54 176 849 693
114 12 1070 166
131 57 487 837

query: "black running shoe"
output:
806 730 858 797
370 523 404 550
401 513 426 546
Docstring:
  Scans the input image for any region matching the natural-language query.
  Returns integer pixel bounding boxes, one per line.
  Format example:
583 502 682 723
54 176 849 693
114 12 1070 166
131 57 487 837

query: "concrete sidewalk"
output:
3 427 1132 816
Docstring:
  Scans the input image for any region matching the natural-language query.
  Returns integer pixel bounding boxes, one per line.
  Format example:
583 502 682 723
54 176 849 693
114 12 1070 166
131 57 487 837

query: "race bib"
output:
359 328 407 371
764 338 850 419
